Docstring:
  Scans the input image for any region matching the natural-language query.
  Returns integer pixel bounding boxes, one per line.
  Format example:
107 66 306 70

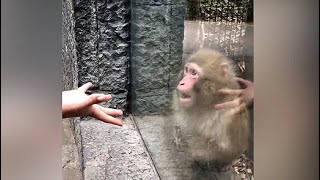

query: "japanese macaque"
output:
173 48 249 170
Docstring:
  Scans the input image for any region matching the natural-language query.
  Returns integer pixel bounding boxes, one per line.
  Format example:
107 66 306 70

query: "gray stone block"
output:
62 0 78 91
74 0 130 110
132 0 186 6
132 87 171 99
131 94 173 116
96 0 130 109
63 144 82 180
168 73 181 92
74 0 99 89
131 5 171 53
131 64 170 93
62 0 82 179
168 5 185 74
130 4 185 115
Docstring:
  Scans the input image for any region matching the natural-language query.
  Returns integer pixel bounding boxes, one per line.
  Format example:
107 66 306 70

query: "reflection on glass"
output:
134 1 254 179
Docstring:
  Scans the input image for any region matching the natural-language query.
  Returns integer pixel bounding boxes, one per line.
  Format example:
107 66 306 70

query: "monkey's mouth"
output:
181 93 191 98
179 93 192 104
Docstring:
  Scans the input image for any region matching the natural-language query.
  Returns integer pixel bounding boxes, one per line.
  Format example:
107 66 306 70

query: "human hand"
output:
214 77 254 115
62 82 123 126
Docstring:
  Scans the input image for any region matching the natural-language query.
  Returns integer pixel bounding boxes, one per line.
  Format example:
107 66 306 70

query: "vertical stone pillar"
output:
130 0 186 115
74 0 99 88
62 0 83 179
74 0 130 111
62 0 78 91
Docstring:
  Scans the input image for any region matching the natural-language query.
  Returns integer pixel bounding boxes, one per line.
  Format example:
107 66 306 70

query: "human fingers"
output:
218 88 242 96
225 103 247 117
78 82 93 92
214 98 242 110
79 94 109 108
95 105 123 116
90 106 123 126
235 77 252 86
96 94 112 103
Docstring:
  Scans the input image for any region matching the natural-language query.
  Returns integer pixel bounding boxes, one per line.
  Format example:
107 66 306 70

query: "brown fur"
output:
174 49 249 168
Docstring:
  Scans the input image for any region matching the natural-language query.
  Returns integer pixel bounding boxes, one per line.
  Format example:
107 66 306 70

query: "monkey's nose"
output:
179 82 184 86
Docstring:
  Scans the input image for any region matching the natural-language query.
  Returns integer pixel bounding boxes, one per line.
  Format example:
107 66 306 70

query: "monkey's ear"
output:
220 62 230 79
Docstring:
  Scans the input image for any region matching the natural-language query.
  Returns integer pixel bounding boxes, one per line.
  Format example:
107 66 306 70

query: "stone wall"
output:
72 0 186 115
65 1 187 179
62 0 78 91
130 0 186 115
62 0 83 179
73 0 131 111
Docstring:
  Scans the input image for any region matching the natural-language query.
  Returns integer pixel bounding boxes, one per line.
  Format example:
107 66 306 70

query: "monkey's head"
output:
176 49 238 109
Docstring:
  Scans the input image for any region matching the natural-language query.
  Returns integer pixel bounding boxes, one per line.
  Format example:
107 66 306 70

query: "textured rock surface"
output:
73 0 99 87
74 0 130 110
131 0 185 5
62 0 82 179
130 1 186 115
62 0 78 91
80 116 159 180
62 119 83 180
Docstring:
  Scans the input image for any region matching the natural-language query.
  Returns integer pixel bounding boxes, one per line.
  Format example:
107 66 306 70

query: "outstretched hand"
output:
215 77 254 116
62 82 123 126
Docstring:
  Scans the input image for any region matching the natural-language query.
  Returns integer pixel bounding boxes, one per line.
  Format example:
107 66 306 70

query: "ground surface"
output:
62 118 83 180
62 115 254 180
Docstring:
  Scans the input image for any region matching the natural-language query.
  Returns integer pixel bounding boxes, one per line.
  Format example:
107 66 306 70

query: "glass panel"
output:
134 1 254 179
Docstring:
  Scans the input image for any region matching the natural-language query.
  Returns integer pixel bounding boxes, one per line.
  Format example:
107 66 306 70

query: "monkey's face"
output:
177 63 203 107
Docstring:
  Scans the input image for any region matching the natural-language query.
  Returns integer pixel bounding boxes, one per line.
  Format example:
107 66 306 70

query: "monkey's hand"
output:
62 82 123 126
214 77 254 116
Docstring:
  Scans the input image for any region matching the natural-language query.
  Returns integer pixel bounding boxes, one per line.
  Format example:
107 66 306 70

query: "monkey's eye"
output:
190 69 197 76
185 67 189 73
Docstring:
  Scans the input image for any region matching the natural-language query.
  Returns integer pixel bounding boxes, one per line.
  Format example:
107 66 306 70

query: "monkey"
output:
173 48 249 171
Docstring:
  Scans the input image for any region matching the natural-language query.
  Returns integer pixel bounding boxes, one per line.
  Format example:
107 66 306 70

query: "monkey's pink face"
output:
177 63 203 106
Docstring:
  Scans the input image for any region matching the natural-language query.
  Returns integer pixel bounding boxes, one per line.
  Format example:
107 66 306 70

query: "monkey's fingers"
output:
91 106 123 126
78 82 93 92
95 105 123 116
214 98 242 110
218 89 243 96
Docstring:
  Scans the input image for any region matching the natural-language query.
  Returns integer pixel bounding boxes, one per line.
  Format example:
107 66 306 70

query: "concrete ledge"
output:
80 116 159 180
